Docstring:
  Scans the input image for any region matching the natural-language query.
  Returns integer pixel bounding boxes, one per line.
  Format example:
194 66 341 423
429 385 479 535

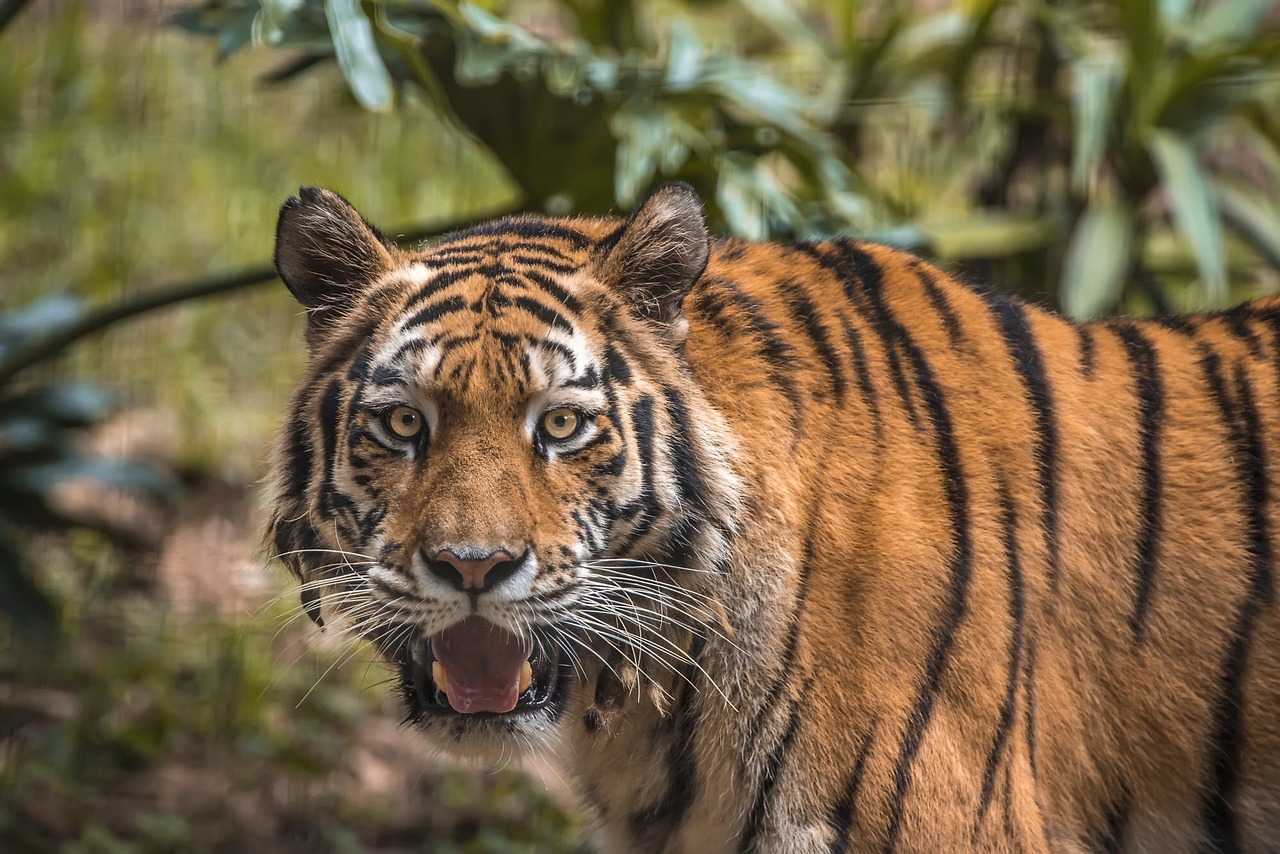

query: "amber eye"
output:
383 405 424 440
541 407 582 441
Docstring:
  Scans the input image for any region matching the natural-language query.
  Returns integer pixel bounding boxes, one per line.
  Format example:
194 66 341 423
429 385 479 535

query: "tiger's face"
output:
269 186 740 755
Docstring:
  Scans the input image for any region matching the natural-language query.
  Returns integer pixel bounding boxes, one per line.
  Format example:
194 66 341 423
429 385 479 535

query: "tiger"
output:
267 182 1280 852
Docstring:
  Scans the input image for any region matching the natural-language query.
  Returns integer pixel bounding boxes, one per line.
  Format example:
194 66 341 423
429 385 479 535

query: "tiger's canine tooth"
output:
519 660 532 694
431 661 449 695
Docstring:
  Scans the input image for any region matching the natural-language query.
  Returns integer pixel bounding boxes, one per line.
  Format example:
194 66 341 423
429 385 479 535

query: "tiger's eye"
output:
541 407 581 441
385 405 423 439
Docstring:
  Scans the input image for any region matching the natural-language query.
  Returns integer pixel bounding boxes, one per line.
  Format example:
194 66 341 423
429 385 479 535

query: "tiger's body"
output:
269 184 1280 853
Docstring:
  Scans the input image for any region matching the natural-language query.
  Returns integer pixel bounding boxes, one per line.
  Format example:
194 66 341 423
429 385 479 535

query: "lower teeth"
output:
429 659 534 698
519 660 533 694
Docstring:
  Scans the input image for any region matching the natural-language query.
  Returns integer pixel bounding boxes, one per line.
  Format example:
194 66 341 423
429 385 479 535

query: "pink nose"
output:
426 548 522 592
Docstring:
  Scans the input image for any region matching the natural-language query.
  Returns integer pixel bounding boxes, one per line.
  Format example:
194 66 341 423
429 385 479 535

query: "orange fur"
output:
269 185 1280 852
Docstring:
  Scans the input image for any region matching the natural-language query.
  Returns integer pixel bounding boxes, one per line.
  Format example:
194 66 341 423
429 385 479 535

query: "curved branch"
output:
0 206 516 385
0 0 35 35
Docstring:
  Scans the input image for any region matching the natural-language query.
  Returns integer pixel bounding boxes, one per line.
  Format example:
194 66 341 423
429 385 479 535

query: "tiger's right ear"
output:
597 183 710 339
274 187 395 336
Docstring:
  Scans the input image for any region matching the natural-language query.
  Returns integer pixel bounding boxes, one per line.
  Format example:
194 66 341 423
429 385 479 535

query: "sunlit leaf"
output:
1147 129 1226 301
257 0 304 44
1158 0 1194 27
1061 199 1134 319
918 212 1054 259
664 20 701 90
1216 180 1280 272
1194 0 1272 45
1070 41 1124 192
324 0 393 111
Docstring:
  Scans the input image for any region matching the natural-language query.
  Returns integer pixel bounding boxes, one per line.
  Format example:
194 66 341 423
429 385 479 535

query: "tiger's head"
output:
269 184 742 755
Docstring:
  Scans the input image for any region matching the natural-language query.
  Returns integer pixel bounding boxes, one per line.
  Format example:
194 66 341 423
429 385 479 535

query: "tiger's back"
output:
269 184 1280 852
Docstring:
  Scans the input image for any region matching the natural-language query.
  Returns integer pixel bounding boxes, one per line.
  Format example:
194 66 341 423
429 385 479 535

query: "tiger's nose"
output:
425 547 526 593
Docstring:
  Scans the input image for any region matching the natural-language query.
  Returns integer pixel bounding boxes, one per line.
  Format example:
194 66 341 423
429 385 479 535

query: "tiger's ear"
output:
274 187 395 336
598 183 710 335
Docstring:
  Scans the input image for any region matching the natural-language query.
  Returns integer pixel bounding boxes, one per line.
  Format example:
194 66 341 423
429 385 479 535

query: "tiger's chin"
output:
394 630 576 758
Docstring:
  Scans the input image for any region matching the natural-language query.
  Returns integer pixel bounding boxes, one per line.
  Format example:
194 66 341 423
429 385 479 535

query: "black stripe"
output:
1114 323 1165 639
842 318 883 441
511 294 574 332
532 338 578 372
1153 315 1200 337
507 251 579 275
605 344 633 385
802 242 920 429
975 475 1024 836
1224 310 1263 359
402 294 468 330
1022 637 1048 849
745 508 820 748
739 703 803 853
387 337 432 367
402 266 492 310
345 344 372 381
614 395 658 552
282 412 314 502
515 266 585 315
1078 324 1097 379
628 663 701 841
439 217 590 249
786 288 847 403
712 278 801 411
1198 353 1274 852
981 293 1062 590
875 279 973 852
828 723 877 854
913 263 964 349
1098 783 1131 853
663 388 708 511
317 379 342 520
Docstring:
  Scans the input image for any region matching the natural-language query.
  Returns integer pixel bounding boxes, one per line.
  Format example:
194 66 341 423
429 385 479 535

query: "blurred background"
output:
2 0 1279 850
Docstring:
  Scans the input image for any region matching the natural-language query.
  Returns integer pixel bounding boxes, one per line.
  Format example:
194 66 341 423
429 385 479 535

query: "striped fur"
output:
269 184 1280 852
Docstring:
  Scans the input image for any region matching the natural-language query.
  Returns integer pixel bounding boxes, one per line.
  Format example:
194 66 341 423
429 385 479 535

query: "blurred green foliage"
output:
182 0 1280 314
0 3 581 849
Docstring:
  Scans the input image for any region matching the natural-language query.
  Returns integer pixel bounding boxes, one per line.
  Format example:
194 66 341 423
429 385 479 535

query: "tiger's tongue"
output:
430 617 533 714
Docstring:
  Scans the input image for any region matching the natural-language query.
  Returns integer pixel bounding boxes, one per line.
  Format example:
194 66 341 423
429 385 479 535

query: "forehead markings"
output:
372 257 599 395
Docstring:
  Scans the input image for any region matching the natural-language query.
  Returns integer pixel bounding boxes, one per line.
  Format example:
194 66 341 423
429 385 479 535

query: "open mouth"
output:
403 616 563 717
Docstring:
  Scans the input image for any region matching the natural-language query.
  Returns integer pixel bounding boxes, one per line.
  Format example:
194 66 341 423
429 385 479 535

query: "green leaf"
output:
1159 0 1195 26
1147 129 1226 302
1070 42 1124 191
0 384 114 428
0 294 83 357
1061 200 1134 319
1193 0 1272 44
664 20 702 91
258 0 305 45
917 212 1054 259
216 8 257 61
1117 0 1160 83
324 0 394 111
1216 180 1280 272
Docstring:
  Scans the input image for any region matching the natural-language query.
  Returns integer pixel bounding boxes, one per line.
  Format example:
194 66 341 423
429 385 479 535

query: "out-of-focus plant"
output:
177 0 1280 315
0 296 177 640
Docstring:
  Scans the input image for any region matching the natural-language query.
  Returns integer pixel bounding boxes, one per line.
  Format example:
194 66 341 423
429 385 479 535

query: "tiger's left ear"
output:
597 183 710 336
274 187 396 339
